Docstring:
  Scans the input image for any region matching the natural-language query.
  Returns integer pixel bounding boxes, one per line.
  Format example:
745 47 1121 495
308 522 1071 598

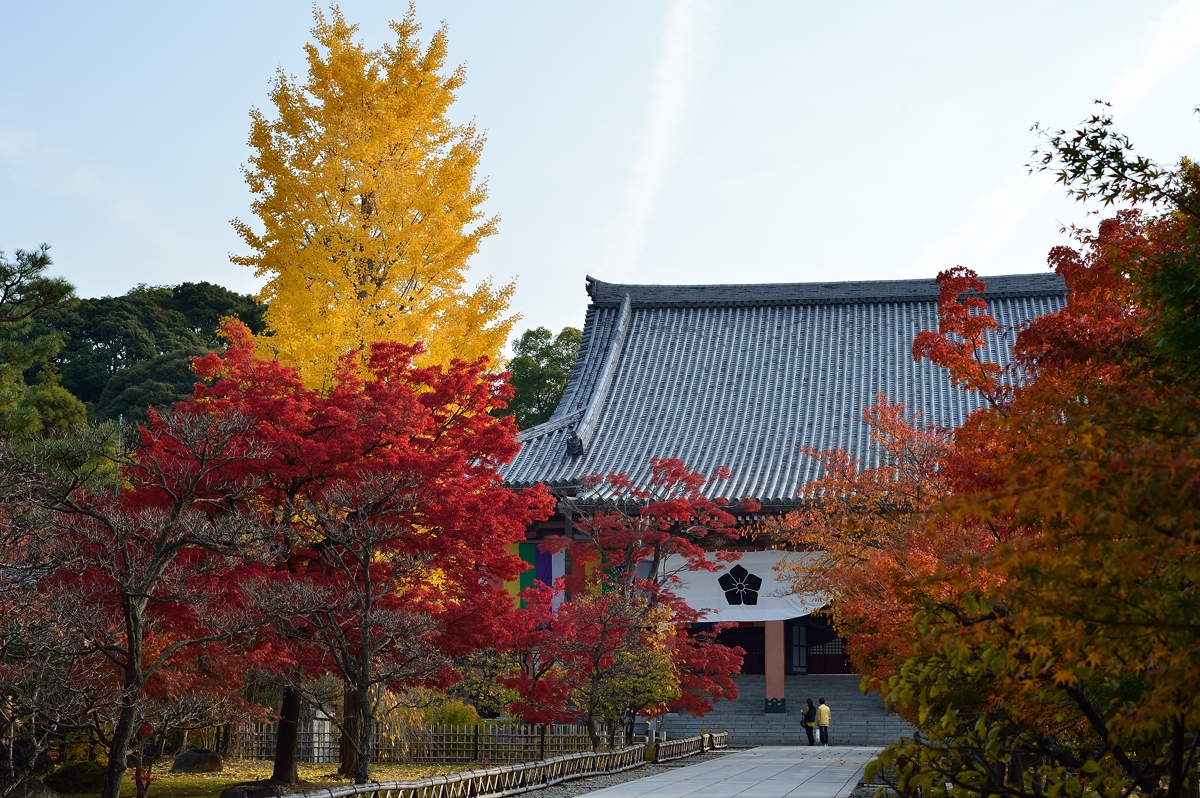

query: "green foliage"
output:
37 282 262 418
1029 101 1184 211
423 700 482 727
448 652 517 720
45 761 109 793
95 348 210 424
0 245 86 436
584 644 680 728
501 327 581 429
0 246 72 330
1127 159 1200 382
167 283 265 339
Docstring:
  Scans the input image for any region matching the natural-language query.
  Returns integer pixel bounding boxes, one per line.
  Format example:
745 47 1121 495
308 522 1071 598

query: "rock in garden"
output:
170 748 223 774
0 740 52 784
10 779 64 798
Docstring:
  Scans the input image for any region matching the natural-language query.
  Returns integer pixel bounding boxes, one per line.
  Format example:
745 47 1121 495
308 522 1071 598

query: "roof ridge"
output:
584 272 1066 308
567 293 632 457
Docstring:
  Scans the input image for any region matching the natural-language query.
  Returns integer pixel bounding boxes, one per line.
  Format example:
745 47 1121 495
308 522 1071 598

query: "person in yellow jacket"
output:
816 698 831 745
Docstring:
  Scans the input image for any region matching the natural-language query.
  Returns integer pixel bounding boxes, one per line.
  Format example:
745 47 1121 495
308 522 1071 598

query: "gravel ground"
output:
530 750 739 798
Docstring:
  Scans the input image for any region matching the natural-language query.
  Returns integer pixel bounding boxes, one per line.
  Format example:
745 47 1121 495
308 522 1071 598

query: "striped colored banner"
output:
503 543 564 607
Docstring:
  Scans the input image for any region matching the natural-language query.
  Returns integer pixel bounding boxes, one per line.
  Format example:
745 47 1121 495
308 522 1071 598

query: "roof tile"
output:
503 274 1067 504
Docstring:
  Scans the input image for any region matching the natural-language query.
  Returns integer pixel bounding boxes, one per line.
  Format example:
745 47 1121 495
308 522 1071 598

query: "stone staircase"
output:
658 674 916 747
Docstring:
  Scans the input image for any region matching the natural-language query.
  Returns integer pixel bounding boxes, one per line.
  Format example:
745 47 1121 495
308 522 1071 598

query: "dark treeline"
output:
1 245 265 431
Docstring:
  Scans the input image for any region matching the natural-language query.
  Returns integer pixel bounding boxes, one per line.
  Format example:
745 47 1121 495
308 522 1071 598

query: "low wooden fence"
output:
652 731 729 763
653 735 704 763
232 723 598 765
289 745 648 798
392 725 596 764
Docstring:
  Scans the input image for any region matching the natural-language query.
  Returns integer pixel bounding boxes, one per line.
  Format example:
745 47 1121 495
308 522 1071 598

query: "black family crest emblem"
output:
718 564 762 606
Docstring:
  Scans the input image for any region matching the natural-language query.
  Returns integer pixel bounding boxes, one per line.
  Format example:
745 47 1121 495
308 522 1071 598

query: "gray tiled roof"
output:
502 273 1067 505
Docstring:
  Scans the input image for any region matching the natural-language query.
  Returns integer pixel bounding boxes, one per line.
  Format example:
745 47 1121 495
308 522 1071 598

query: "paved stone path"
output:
578 747 882 798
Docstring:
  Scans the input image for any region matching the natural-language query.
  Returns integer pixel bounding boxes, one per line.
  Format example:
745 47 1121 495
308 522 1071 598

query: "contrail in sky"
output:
916 0 1200 274
1108 0 1200 108
606 0 712 279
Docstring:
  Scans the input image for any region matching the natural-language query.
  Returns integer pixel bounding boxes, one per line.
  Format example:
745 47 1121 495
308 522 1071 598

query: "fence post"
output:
539 724 546 761
473 724 479 763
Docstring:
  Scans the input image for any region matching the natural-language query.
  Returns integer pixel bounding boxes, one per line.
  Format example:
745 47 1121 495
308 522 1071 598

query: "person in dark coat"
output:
803 698 817 745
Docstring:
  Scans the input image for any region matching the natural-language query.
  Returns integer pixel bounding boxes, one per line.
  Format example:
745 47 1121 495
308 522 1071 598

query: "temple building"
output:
501 272 1067 743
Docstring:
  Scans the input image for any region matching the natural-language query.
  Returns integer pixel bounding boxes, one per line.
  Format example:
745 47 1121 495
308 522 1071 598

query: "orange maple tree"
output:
766 398 993 683
768 107 1200 798
865 113 1200 798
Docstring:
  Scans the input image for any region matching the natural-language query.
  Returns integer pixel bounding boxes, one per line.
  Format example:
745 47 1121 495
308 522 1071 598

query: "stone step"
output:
660 674 917 747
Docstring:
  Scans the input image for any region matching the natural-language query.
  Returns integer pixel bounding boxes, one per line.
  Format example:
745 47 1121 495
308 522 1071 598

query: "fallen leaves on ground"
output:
68 758 468 798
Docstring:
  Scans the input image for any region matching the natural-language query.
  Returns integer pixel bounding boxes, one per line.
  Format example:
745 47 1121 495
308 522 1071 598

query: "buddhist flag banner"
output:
662 550 826 623
503 543 565 607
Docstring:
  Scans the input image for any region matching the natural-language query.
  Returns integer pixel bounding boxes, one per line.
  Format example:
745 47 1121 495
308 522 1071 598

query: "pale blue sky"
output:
2 1 1198 338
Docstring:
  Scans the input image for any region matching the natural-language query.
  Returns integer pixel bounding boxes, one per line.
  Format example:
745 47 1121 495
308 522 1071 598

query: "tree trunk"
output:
102 702 137 798
337 686 359 778
132 750 152 798
353 688 372 785
216 725 235 758
586 717 600 751
270 689 302 784
105 597 145 798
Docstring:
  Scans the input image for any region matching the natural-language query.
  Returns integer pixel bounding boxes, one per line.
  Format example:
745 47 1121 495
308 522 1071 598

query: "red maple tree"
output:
188 321 553 784
500 459 757 745
0 410 275 798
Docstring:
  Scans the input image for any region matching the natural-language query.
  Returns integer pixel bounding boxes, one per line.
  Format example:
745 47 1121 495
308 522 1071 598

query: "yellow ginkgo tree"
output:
233 5 515 388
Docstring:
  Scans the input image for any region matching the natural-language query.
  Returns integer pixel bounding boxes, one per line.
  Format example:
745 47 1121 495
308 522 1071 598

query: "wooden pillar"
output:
764 620 786 713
